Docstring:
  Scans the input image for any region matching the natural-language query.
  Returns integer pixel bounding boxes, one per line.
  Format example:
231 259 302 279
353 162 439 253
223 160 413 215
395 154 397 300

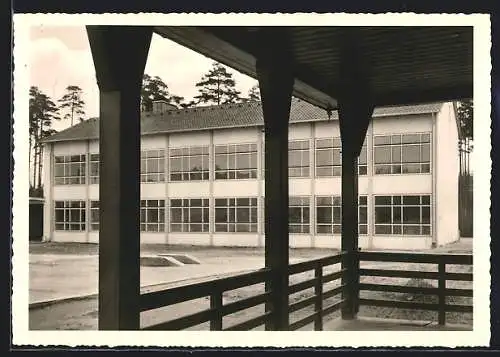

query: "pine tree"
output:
58 85 86 126
457 99 473 175
193 62 241 105
141 74 185 111
247 84 260 101
29 86 60 191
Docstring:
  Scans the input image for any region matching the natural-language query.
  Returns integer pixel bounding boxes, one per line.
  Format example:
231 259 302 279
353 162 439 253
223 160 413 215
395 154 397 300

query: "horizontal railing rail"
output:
357 251 473 325
141 268 272 330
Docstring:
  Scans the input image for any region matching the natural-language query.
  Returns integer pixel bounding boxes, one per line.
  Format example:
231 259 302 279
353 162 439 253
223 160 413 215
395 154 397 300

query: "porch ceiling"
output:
154 26 473 110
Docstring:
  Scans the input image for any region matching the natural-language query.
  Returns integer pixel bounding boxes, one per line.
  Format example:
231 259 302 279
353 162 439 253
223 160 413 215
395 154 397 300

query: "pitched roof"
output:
43 98 443 143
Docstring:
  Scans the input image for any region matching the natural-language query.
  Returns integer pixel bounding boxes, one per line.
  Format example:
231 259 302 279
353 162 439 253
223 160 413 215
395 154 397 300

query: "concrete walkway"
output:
29 253 308 305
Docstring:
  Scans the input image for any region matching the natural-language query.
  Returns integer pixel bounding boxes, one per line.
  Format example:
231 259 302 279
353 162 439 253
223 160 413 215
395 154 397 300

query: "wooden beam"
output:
338 31 374 320
256 29 294 330
86 26 152 330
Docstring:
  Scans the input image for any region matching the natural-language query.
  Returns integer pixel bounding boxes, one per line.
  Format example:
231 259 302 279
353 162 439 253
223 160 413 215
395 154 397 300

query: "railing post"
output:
438 261 446 325
314 264 323 331
210 290 223 330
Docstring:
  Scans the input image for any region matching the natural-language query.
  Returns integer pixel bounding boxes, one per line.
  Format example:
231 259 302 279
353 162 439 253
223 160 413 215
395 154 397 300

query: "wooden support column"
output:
338 30 374 320
86 26 152 330
256 30 294 331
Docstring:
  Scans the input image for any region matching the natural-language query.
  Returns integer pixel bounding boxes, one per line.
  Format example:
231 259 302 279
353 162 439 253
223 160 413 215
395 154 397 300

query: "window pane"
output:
402 134 420 144
393 206 402 223
289 207 303 223
190 208 203 223
375 225 391 234
375 207 391 224
316 196 332 206
215 208 227 222
422 207 431 224
403 225 421 235
402 164 421 173
374 147 391 164
316 138 333 148
391 135 401 144
317 207 332 224
237 208 250 223
374 136 391 145
402 145 420 163
375 196 391 205
421 143 430 161
316 150 333 165
422 196 431 205
375 165 391 174
392 146 402 163
317 225 331 234
403 207 421 224
147 209 159 223
403 196 420 205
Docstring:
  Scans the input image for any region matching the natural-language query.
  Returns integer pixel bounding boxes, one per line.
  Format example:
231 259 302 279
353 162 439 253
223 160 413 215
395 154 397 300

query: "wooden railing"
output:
357 251 473 325
287 252 347 330
140 268 272 330
139 250 472 330
140 252 347 331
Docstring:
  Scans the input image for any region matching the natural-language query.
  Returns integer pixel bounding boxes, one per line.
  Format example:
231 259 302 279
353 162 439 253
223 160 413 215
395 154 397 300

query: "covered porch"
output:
86 25 473 331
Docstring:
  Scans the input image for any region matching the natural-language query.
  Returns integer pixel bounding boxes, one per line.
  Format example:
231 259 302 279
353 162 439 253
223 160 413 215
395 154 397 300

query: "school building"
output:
41 98 460 250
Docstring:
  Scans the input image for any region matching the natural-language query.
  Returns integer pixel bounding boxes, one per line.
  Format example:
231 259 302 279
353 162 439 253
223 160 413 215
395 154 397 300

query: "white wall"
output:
42 143 53 241
435 103 460 245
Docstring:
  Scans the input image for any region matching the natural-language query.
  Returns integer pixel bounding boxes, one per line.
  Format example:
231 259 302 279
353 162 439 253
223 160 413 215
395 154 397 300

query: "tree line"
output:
29 61 260 196
30 60 473 198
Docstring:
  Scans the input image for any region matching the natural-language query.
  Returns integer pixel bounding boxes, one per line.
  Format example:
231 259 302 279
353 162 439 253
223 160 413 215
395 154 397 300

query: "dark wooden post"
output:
256 29 294 331
86 26 152 330
438 261 446 325
338 30 374 320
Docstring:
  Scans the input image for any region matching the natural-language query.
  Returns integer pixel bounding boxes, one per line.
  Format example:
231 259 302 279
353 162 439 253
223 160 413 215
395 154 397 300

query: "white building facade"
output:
42 99 460 250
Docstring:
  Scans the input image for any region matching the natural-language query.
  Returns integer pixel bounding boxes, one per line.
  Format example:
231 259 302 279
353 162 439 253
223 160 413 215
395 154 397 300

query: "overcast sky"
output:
29 25 258 132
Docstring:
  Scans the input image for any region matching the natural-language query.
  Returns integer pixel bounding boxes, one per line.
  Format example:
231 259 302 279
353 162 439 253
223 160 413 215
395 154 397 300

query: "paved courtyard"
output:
28 239 473 330
29 244 326 304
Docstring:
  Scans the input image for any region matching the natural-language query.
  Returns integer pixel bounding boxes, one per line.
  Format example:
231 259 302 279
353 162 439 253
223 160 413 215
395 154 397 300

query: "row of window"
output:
53 133 431 185
54 195 431 236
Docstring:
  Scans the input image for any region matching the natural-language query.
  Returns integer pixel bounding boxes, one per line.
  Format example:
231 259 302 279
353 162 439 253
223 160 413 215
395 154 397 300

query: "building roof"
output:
43 98 444 143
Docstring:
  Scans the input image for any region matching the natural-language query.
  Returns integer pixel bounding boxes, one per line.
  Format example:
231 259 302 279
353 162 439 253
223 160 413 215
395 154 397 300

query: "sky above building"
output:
29 25 257 132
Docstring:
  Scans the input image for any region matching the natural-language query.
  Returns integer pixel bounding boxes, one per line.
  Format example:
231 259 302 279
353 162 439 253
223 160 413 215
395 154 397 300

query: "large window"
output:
288 140 310 177
215 197 258 232
141 150 165 183
54 200 86 231
261 140 311 178
373 133 431 174
89 154 99 184
170 198 210 232
315 138 367 177
374 195 431 235
90 200 99 231
169 146 209 181
215 143 257 180
140 199 165 232
54 154 86 185
289 196 310 233
316 195 368 234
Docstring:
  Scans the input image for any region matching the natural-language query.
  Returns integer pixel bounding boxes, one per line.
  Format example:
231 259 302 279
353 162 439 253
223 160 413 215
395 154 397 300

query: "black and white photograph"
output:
11 13 491 347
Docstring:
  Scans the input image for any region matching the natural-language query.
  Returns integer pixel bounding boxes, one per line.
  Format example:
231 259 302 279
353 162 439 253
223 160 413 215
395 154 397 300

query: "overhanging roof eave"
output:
154 26 338 111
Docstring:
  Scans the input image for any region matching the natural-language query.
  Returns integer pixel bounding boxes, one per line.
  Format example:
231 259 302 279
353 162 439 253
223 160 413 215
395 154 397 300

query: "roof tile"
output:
43 98 443 143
